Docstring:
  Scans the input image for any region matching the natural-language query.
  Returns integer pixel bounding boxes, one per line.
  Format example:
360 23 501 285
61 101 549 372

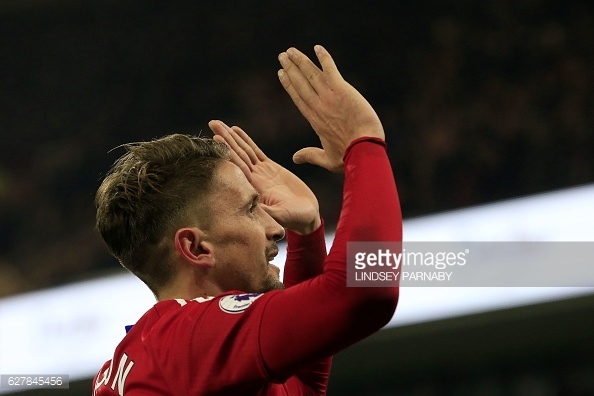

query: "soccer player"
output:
93 45 402 395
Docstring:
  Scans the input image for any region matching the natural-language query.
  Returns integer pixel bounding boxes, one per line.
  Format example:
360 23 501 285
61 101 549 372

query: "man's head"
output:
95 134 285 298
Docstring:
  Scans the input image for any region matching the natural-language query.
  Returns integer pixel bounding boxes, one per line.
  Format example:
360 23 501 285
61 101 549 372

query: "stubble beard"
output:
258 271 285 292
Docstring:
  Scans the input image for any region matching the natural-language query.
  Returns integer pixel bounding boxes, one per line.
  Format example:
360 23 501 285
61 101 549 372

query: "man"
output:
93 45 401 395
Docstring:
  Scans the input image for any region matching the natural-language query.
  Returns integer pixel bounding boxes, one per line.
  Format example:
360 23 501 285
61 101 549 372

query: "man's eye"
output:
249 204 257 214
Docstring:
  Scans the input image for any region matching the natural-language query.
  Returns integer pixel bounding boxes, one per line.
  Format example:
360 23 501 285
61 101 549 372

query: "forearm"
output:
281 220 330 393
283 219 327 288
327 136 402 297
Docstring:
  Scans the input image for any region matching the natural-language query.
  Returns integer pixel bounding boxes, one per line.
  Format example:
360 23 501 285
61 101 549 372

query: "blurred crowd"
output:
0 0 592 297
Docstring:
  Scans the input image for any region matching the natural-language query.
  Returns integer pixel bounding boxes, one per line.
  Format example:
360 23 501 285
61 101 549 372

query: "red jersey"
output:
93 138 402 395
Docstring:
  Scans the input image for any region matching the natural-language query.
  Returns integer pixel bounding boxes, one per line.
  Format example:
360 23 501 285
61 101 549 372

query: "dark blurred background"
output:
0 0 593 394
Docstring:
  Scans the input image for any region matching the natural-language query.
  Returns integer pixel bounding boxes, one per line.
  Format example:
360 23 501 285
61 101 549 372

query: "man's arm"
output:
264 46 400 378
282 224 332 395
259 138 400 379
283 222 327 287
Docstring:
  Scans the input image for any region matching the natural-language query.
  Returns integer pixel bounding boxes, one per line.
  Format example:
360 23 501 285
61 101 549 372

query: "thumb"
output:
259 203 286 223
293 147 328 167
293 147 344 172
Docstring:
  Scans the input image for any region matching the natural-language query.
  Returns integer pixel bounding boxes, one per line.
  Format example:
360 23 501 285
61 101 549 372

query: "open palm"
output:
209 121 321 234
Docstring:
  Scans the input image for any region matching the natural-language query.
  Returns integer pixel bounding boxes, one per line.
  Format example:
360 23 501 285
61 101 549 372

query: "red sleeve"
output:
259 137 402 380
283 219 327 288
282 220 332 394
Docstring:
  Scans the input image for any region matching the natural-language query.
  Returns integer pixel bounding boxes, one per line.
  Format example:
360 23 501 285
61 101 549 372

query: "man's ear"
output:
174 228 215 268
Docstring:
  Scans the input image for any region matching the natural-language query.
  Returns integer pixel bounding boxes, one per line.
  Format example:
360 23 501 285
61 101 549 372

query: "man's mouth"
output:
267 247 279 262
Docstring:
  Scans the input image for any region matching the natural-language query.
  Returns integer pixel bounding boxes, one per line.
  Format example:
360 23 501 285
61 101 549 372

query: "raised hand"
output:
209 120 321 235
278 45 385 173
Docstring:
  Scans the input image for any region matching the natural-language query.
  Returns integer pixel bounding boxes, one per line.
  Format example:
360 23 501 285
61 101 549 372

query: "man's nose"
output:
261 207 285 241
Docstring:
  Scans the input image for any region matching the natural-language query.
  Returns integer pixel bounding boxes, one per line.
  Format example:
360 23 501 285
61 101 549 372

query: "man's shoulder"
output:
108 291 275 355
155 292 266 314
149 292 273 329
94 291 285 395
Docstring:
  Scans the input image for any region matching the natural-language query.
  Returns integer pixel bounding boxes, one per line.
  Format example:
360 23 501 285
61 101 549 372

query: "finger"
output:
278 51 320 108
231 126 268 161
278 68 314 121
213 135 253 182
259 203 287 229
228 126 260 164
294 147 344 172
286 47 328 95
259 202 277 216
293 147 329 168
314 45 344 88
260 203 280 218
209 120 254 171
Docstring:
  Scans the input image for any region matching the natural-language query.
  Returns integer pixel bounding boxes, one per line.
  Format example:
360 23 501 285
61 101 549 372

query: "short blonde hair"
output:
95 134 229 295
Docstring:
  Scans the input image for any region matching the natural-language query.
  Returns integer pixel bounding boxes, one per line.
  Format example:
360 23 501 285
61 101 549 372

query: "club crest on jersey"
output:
219 293 263 314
